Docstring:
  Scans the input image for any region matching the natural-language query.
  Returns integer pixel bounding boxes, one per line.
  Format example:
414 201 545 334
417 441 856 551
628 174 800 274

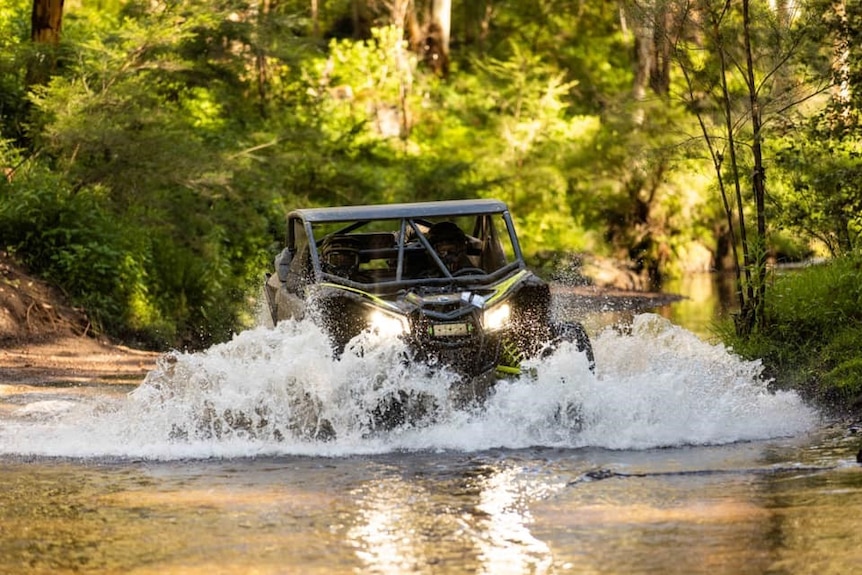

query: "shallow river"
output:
2 312 861 574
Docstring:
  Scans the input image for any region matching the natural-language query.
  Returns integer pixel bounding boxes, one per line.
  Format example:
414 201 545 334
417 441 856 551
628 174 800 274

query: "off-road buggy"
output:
263 199 593 411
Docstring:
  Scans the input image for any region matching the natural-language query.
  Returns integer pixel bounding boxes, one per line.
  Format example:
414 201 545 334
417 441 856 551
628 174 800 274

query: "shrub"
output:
719 252 862 413
0 161 159 339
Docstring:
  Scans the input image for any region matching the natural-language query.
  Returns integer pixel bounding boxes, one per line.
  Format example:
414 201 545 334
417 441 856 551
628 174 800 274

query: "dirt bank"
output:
0 252 158 385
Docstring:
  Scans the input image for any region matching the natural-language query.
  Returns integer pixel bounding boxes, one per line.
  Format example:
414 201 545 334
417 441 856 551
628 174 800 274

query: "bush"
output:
720 253 862 413
0 161 158 340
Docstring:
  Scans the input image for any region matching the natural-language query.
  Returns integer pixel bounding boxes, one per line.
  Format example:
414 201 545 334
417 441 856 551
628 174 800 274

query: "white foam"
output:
14 399 80 418
0 314 818 459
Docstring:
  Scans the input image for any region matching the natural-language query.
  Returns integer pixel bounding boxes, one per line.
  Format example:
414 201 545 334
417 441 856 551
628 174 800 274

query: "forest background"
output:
1 0 860 410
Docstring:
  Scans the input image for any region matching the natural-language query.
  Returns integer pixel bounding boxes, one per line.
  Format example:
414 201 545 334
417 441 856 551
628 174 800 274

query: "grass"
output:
719 252 862 415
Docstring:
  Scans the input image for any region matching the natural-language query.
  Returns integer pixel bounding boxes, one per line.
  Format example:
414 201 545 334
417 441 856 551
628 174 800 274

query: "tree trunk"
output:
631 0 654 125
650 4 672 95
425 0 451 76
742 0 768 332
27 0 64 86
31 0 64 44
351 0 371 39
431 0 451 53
709 0 754 334
256 0 271 118
311 0 319 39
830 0 853 127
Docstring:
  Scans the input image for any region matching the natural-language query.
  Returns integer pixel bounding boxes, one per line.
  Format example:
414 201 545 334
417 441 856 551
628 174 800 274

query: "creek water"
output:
1 285 860 574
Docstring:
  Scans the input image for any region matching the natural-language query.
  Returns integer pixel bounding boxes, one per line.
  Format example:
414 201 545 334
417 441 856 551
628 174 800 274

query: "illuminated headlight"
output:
483 303 511 331
368 310 409 337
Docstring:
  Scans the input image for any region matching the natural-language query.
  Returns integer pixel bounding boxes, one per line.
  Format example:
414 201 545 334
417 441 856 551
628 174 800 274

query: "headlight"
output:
483 303 511 331
368 310 409 337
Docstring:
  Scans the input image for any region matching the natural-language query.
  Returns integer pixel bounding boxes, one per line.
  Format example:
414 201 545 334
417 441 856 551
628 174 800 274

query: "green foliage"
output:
1 2 289 347
0 156 157 339
463 42 595 253
822 357 862 406
0 0 35 143
472 0 631 113
314 26 599 254
0 0 852 360
721 253 862 410
773 131 862 255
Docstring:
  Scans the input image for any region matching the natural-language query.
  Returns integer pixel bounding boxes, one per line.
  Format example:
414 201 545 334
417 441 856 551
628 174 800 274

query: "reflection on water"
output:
658 272 738 340
576 272 739 341
473 467 554 574
346 461 558 574
349 473 432 573
2 438 862 574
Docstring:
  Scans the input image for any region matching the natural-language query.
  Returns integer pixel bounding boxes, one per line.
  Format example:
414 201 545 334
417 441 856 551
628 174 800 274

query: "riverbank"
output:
0 251 158 385
0 338 157 386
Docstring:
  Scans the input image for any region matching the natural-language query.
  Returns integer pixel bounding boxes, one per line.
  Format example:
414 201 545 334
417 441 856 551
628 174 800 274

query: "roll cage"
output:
281 199 527 292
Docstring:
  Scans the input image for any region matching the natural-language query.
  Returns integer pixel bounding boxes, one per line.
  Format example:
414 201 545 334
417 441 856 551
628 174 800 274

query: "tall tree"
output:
403 0 451 76
741 0 768 332
427 0 451 75
609 1 690 288
671 0 828 334
30 0 63 44
27 0 64 85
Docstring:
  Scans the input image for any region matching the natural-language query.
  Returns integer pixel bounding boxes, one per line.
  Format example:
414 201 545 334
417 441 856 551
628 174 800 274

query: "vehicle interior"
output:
311 214 515 285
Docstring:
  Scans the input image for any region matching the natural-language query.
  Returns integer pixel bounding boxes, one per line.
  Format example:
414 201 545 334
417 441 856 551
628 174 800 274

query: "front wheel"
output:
548 321 595 371
368 390 438 433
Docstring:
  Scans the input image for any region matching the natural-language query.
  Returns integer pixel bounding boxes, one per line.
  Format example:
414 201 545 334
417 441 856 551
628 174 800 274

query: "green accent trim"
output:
484 270 529 306
495 365 521 375
319 282 402 313
500 338 523 366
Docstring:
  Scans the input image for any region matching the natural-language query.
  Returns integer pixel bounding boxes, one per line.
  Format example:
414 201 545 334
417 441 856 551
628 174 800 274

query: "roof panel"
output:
288 199 509 223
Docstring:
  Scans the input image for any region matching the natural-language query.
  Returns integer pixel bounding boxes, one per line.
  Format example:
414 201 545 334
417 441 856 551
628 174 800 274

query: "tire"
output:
549 321 595 371
369 390 437 433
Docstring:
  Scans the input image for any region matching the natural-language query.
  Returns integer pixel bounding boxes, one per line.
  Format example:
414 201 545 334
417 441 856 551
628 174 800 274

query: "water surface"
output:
2 313 857 574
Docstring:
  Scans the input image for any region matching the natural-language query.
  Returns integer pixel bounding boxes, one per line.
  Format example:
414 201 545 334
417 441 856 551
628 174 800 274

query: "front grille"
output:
413 311 479 343
408 311 503 378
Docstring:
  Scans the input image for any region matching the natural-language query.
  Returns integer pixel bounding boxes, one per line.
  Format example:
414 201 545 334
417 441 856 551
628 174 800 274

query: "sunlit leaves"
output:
773 134 862 254
0 0 852 349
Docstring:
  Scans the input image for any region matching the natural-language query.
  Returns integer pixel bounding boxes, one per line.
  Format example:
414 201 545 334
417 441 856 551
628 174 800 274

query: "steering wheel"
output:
452 267 486 277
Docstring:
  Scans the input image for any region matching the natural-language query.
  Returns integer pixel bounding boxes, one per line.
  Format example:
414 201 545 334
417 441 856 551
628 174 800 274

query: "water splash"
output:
0 314 817 459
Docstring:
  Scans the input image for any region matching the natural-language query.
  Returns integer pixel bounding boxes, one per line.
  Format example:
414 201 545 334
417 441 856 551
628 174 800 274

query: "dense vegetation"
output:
719 253 862 414
0 1 860 409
